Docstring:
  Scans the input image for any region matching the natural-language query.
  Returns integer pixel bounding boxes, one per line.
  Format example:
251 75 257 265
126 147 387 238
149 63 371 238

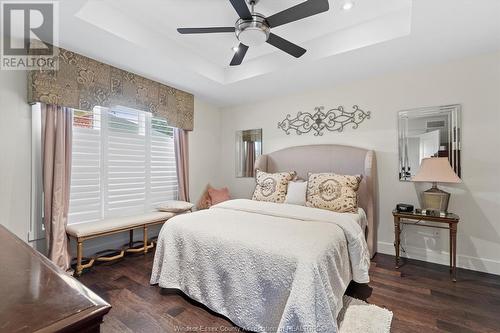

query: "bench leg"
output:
129 229 134 247
76 240 83 277
143 226 148 254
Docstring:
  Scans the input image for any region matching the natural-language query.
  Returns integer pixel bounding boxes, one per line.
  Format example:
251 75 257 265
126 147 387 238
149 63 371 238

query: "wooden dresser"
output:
0 225 111 332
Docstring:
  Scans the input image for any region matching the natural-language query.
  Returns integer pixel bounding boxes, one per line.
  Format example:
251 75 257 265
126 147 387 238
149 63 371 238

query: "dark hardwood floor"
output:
78 252 500 333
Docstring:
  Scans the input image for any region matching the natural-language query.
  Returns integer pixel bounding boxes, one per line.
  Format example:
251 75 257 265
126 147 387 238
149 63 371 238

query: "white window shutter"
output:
68 106 178 224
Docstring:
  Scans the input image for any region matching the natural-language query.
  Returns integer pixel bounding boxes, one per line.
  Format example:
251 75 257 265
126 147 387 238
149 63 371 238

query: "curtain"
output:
174 128 190 202
41 104 72 271
244 141 256 177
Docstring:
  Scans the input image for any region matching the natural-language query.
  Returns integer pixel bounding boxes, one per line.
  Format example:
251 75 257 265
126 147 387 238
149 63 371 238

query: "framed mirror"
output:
398 105 461 181
236 129 262 178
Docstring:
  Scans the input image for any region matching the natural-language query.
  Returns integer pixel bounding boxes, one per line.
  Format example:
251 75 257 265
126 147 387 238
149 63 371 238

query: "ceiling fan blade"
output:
177 27 235 34
266 33 306 58
230 43 249 66
266 0 330 28
229 0 252 19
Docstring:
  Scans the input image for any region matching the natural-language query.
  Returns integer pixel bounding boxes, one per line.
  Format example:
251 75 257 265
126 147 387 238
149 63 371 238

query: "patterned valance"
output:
28 47 194 130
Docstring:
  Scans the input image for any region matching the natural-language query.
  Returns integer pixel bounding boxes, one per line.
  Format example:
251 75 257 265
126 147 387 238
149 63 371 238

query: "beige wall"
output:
0 71 32 241
218 51 500 274
189 99 222 204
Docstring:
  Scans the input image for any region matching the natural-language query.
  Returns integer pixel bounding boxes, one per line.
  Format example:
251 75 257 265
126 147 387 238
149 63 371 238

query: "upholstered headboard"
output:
254 144 378 257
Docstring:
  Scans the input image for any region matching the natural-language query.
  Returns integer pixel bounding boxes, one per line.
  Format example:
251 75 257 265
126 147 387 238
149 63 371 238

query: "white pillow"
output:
157 200 194 213
285 181 308 206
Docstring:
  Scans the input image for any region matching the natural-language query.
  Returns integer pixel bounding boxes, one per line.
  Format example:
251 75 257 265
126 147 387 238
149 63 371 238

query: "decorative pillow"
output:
285 181 308 206
306 173 362 213
208 187 231 205
252 170 296 203
196 184 213 210
157 200 194 213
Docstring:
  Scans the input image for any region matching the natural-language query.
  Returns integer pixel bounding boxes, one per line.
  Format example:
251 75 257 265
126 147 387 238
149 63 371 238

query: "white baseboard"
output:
377 241 500 276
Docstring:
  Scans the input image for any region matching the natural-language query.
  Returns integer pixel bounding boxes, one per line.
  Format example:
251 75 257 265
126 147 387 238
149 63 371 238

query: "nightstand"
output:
392 210 460 282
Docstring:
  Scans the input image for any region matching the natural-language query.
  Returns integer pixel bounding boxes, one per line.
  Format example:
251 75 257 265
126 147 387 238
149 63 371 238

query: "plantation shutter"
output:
68 106 178 224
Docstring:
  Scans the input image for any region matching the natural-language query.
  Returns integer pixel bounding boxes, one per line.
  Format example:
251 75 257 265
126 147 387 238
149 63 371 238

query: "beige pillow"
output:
285 181 308 206
157 200 194 213
306 173 362 213
252 170 296 203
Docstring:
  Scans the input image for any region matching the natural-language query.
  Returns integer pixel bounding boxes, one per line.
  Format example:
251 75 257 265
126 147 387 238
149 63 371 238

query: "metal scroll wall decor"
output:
278 105 371 136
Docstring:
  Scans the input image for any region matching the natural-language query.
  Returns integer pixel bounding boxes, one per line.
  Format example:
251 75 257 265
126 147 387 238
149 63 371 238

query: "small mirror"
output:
398 105 461 181
236 129 262 178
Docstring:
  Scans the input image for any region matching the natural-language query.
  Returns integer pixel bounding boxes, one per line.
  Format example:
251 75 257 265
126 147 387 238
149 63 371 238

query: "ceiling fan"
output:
177 0 330 66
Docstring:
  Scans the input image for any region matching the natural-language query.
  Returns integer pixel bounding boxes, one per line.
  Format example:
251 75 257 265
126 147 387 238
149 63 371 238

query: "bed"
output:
151 145 377 333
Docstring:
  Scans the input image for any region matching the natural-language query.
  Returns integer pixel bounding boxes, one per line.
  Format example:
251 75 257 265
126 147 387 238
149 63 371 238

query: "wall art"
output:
278 105 371 136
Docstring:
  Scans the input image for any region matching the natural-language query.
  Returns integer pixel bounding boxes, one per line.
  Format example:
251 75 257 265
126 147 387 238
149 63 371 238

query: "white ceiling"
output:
54 0 500 107
72 0 413 84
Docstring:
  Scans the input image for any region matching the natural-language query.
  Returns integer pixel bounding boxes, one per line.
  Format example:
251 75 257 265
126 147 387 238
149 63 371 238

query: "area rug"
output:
338 296 393 333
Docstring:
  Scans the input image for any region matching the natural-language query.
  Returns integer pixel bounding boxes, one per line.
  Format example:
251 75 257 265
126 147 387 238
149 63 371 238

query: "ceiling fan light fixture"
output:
235 14 270 47
238 28 268 47
342 1 355 11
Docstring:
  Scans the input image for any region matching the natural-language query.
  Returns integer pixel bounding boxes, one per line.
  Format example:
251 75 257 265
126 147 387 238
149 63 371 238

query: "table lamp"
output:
412 157 461 212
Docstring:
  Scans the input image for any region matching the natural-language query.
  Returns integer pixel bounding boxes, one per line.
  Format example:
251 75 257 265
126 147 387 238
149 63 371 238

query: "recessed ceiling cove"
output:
75 0 413 84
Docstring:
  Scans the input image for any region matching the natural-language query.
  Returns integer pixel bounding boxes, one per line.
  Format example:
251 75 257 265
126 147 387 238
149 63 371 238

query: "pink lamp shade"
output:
412 157 461 183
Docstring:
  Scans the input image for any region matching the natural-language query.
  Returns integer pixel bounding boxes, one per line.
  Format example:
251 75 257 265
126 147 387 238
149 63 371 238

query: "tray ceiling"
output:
53 0 500 106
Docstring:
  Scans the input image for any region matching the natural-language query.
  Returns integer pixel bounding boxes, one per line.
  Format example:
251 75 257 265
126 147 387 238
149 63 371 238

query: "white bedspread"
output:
151 199 370 333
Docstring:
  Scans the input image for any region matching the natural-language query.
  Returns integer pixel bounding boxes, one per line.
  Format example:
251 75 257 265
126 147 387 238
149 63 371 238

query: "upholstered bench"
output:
66 211 175 276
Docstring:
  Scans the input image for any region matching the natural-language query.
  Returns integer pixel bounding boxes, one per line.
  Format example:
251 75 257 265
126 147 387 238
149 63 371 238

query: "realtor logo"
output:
1 1 59 70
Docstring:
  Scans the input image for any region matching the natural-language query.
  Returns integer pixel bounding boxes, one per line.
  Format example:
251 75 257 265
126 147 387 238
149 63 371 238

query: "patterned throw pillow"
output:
306 173 362 213
252 170 296 203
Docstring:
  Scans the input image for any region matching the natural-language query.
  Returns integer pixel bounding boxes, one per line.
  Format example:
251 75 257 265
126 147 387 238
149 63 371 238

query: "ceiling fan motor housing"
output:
235 13 270 47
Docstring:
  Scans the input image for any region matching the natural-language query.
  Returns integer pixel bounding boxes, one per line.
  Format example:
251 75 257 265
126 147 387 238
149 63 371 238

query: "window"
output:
68 106 178 224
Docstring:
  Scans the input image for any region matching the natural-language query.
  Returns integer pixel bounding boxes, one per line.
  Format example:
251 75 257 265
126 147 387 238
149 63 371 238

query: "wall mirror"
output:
236 129 262 178
398 105 461 181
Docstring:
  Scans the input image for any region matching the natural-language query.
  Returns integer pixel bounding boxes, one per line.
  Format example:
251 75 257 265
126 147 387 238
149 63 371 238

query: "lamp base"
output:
422 184 450 212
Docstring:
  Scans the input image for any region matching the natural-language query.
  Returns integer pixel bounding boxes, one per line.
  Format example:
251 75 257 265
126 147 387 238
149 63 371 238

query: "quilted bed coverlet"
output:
150 199 370 333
